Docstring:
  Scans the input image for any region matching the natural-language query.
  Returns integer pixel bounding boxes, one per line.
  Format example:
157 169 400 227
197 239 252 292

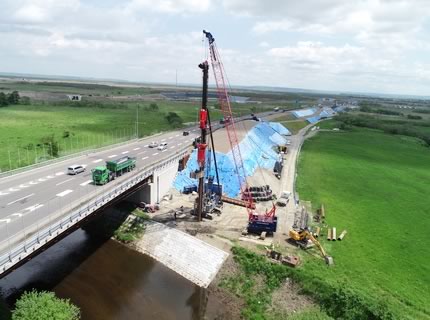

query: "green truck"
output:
92 156 137 185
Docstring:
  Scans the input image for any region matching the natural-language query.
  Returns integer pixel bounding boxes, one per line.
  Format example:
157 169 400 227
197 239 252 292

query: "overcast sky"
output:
1 0 429 96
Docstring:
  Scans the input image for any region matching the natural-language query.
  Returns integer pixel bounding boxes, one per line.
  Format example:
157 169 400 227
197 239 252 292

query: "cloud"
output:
127 0 211 13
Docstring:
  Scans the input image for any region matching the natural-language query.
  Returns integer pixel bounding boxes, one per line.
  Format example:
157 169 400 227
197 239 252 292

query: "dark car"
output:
183 131 190 136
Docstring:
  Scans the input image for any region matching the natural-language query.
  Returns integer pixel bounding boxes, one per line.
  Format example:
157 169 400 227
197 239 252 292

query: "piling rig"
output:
201 30 277 234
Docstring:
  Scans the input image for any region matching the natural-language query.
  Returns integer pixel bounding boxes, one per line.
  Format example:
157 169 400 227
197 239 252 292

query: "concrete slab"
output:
135 221 228 288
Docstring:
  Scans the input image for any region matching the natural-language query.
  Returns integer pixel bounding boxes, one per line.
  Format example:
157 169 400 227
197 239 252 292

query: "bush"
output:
165 112 183 127
407 114 422 120
12 290 80 320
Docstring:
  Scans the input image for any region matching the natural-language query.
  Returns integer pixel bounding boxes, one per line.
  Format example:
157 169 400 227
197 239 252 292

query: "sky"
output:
0 0 429 96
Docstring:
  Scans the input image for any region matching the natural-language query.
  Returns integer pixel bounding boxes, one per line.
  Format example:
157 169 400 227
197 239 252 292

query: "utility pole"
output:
136 105 139 139
196 61 209 222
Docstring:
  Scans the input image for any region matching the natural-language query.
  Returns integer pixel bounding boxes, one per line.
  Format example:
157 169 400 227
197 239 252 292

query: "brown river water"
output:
0 229 221 320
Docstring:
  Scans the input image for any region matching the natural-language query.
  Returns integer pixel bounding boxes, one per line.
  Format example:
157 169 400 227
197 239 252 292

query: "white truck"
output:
276 191 291 207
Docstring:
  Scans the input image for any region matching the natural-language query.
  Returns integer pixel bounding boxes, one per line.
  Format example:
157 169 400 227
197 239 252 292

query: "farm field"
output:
296 128 430 319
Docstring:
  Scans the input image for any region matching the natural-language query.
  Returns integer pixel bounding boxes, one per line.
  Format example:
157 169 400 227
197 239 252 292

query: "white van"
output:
67 165 85 175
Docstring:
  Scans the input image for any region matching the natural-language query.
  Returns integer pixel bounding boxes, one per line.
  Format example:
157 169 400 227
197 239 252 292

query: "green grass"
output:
0 102 223 171
281 120 308 134
296 128 430 319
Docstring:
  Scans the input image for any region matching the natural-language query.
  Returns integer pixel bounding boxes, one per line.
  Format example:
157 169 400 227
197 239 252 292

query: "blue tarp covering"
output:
292 108 316 118
269 122 291 135
174 122 288 197
306 116 321 124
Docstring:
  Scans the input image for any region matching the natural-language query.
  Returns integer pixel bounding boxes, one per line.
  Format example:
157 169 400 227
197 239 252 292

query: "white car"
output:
67 165 85 175
157 142 167 150
148 141 158 148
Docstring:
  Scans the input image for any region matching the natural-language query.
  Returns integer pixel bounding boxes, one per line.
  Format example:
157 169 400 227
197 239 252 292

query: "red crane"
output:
203 30 276 230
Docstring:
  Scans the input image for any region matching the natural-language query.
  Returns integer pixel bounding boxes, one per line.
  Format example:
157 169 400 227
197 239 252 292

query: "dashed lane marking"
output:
56 178 74 186
55 172 65 176
93 159 103 163
0 219 11 224
7 193 35 206
161 139 166 142
29 181 39 185
23 204 44 212
56 190 73 197
38 178 46 182
144 145 148 147
19 184 29 188
8 188 20 192
175 134 179 137
142 156 148 160
152 153 159 156
108 155 117 158
170 146 175 149
0 191 10 196
169 137 173 139
162 149 167 152
133 147 140 150
80 180 92 186
46 175 54 179
178 143 183 146
122 151 129 154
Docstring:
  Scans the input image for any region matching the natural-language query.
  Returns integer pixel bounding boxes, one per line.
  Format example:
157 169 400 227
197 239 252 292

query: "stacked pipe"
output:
242 185 273 202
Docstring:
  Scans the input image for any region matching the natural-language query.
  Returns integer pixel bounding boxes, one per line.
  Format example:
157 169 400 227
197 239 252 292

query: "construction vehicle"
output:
203 30 277 234
289 228 334 265
92 156 136 185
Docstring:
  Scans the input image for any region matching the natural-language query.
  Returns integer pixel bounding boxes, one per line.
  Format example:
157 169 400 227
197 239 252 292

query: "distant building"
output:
67 94 82 101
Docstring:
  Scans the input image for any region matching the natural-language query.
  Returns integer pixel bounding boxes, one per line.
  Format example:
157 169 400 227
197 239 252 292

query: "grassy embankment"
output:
295 126 430 319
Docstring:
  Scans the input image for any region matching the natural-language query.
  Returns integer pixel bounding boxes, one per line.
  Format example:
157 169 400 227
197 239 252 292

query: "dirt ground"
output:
212 120 257 153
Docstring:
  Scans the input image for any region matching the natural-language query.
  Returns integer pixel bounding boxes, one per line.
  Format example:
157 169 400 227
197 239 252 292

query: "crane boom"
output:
203 30 254 217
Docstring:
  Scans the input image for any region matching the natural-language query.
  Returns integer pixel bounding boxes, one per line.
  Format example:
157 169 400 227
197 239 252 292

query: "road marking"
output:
178 143 183 146
170 146 175 149
80 180 92 186
169 137 173 139
133 147 140 150
0 191 10 196
56 178 74 186
175 134 179 137
142 156 148 160
55 172 65 176
144 144 148 147
56 189 73 197
7 193 35 206
162 149 167 152
137 151 146 155
46 175 54 179
122 151 129 154
152 152 159 156
12 213 22 217
19 184 29 188
108 155 117 158
93 159 103 163
0 219 11 224
8 188 20 192
23 204 44 212
29 181 39 185
161 139 166 141
38 178 46 182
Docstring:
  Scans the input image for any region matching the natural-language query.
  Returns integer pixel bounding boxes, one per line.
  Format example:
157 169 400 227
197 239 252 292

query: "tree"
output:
41 135 60 157
12 290 80 320
165 112 183 128
149 103 159 111
0 92 8 107
7 91 20 105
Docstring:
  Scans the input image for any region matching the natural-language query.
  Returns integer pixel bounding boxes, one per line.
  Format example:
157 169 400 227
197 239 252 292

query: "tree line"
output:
0 91 21 107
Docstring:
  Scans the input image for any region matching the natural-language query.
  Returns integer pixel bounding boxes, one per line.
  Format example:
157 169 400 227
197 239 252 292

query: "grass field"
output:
296 127 430 319
281 120 308 134
0 101 222 172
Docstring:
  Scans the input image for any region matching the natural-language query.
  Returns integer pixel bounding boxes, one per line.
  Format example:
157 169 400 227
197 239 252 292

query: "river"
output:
0 228 222 319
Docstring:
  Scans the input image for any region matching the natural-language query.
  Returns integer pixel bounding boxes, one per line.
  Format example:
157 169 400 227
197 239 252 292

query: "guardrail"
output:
0 146 189 275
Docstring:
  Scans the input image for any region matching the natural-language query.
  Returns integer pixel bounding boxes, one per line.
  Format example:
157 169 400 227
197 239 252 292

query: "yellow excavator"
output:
289 228 334 265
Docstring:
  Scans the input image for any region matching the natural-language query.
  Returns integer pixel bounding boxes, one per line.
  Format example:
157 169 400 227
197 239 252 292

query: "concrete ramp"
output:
135 221 228 288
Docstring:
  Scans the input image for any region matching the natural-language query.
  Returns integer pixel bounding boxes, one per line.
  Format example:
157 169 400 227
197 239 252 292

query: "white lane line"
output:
178 143 183 146
152 152 159 156
80 180 92 186
19 184 29 188
0 219 11 224
133 147 140 150
162 149 168 153
161 139 166 141
46 175 54 179
169 136 173 139
137 151 146 155
108 155 117 158
29 181 39 185
142 156 148 160
23 204 44 212
7 193 35 206
0 191 10 196
55 172 65 176
93 159 103 163
122 151 129 154
144 144 148 147
38 178 46 182
8 188 20 192
175 134 179 137
170 146 175 149
12 213 22 217
56 189 73 197
56 178 74 186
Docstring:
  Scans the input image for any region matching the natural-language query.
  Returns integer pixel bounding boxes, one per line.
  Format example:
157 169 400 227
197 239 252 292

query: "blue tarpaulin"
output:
174 122 289 197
